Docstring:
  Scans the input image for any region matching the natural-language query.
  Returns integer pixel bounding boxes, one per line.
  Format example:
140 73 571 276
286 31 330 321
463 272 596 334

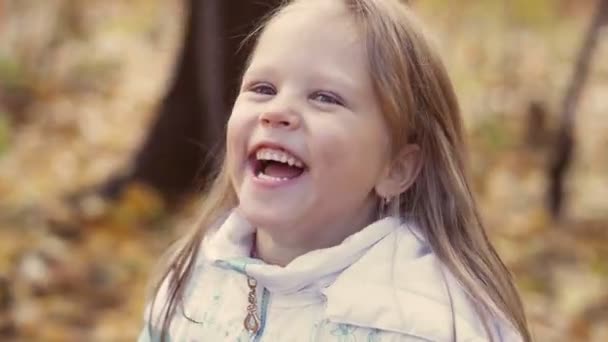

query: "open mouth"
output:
250 147 307 181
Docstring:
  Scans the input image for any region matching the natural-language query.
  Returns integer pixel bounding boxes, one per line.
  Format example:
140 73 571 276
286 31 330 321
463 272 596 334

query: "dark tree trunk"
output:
548 0 608 219
102 0 280 204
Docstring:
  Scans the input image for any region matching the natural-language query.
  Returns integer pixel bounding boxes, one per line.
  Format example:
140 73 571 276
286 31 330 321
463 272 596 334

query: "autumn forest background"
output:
0 0 607 341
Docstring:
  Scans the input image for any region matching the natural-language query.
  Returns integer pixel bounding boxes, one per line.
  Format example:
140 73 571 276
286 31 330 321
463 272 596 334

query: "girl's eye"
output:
249 83 276 96
311 92 344 106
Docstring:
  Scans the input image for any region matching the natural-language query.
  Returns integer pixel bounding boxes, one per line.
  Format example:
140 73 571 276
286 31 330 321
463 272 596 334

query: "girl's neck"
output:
252 207 378 267
253 231 313 266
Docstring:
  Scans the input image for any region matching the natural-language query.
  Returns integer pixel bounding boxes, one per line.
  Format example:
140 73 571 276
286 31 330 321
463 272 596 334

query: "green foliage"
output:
0 55 28 90
509 0 558 28
0 114 10 156
472 114 514 152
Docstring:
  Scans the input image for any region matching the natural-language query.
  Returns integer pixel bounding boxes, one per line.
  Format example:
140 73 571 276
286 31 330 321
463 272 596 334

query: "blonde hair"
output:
148 1 531 341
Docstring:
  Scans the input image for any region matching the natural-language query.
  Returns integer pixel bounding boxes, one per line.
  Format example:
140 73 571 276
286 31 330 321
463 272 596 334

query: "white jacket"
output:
138 211 521 341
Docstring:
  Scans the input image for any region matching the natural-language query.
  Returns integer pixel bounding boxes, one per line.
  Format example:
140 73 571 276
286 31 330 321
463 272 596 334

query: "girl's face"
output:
226 1 392 246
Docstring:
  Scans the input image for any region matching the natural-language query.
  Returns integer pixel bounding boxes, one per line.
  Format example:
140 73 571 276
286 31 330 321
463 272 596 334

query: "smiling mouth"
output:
250 147 307 181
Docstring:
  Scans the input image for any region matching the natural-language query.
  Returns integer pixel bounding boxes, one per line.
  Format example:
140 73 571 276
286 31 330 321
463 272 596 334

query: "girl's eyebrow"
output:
242 65 279 82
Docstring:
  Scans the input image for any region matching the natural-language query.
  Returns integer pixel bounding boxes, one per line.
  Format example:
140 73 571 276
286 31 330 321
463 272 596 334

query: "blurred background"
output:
0 0 606 341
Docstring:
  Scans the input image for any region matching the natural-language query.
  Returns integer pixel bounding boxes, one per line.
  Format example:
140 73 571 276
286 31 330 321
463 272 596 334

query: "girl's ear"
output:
375 144 422 198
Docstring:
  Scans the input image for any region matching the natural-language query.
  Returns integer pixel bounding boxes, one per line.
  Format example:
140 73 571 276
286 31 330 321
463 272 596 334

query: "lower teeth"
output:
258 173 290 181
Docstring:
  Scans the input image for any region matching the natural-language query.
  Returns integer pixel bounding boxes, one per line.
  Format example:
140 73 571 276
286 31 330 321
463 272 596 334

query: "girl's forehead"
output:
263 0 355 39
278 0 348 18
252 2 362 61
248 15 366 80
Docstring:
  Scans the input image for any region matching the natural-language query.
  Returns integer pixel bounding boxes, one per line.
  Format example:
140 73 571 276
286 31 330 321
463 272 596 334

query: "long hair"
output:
147 1 531 341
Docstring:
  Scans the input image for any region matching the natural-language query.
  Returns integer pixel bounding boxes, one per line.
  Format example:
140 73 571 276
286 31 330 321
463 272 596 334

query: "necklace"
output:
244 276 260 334
244 240 261 334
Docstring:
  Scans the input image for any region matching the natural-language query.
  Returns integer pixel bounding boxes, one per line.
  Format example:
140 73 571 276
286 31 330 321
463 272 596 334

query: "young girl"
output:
139 0 531 341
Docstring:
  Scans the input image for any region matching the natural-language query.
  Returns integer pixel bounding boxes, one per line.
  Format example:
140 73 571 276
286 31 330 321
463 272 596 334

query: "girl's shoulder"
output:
322 223 521 341
137 250 232 341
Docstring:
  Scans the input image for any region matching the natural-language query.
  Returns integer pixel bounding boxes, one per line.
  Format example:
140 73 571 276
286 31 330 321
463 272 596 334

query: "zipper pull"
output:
244 276 260 335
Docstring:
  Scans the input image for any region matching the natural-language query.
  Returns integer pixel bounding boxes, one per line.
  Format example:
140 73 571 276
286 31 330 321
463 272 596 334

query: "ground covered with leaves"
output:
0 0 607 341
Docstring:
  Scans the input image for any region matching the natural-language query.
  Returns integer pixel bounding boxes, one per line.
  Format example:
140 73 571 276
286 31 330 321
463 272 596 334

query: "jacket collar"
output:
201 210 517 341
322 222 518 341
202 210 400 295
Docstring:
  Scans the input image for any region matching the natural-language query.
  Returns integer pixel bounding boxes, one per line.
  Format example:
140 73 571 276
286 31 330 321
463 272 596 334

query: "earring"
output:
379 196 392 217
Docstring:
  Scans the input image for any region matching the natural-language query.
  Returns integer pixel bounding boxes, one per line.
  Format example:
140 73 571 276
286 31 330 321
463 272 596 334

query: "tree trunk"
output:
548 0 608 219
101 0 279 204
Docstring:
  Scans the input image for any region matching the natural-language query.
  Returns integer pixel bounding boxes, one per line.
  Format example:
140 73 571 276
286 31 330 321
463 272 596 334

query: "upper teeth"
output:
256 148 304 168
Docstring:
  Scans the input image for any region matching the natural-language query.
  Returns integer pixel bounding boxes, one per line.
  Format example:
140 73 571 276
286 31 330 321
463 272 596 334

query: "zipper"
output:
251 288 271 342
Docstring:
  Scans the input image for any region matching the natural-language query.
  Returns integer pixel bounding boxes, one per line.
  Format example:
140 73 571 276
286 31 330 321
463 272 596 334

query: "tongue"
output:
263 161 304 178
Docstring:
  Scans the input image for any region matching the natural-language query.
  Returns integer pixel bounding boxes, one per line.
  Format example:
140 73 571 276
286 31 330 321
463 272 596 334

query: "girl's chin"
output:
238 202 303 226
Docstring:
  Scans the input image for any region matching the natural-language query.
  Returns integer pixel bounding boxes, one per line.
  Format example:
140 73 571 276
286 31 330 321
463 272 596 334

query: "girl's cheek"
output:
230 100 259 127
227 102 250 134
225 116 245 162
225 117 237 148
314 132 348 169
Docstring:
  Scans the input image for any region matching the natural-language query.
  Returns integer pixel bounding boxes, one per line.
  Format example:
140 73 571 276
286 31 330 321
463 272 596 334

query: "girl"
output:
139 0 531 341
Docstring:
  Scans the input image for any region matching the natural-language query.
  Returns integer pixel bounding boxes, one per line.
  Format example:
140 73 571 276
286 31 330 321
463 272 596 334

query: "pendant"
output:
244 311 260 334
244 276 260 334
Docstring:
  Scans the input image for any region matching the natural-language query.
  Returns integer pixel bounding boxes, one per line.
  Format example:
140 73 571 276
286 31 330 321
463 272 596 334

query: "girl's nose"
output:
259 110 300 130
